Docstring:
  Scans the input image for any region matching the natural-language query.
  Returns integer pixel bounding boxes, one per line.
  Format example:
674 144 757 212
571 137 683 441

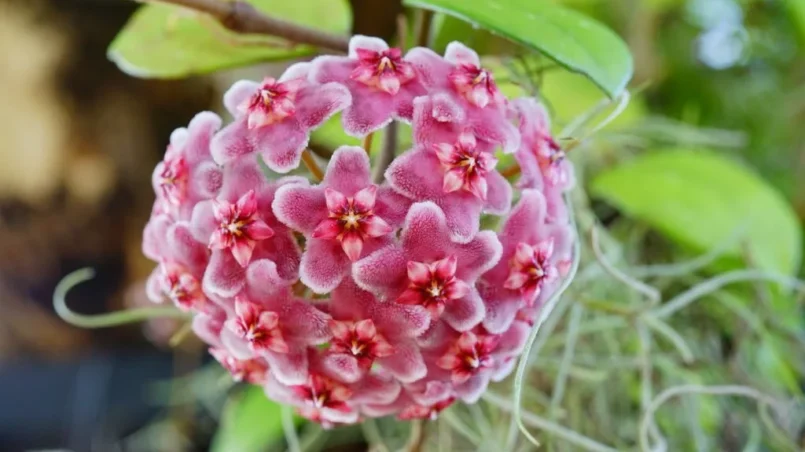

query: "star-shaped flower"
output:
353 202 502 331
211 63 351 173
273 146 409 293
310 35 426 136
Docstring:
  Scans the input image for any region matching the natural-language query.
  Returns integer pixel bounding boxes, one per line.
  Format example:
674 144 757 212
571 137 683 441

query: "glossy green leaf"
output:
591 150 802 275
211 385 292 452
108 0 351 78
403 0 633 97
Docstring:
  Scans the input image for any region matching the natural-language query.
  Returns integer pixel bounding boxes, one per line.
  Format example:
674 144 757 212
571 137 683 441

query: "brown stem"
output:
362 133 374 154
414 9 434 47
372 122 398 183
148 0 349 52
396 13 409 50
501 164 521 178
404 420 427 452
301 150 324 181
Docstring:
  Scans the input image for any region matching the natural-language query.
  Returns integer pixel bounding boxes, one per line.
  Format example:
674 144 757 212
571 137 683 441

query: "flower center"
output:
241 77 301 129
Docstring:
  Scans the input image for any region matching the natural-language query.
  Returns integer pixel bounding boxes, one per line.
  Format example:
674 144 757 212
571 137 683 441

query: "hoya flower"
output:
436 331 498 384
141 37 578 426
209 347 269 385
211 63 351 173
329 319 394 369
407 42 519 153
208 190 275 267
190 158 302 299
226 298 289 353
220 291 332 385
432 132 499 200
398 395 456 421
151 112 224 219
311 36 426 136
327 279 430 383
273 146 409 293
385 127 511 243
354 202 502 331
511 97 573 190
479 190 573 334
150 262 206 312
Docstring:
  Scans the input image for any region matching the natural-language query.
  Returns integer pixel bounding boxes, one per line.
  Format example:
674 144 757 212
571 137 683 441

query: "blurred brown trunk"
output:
349 0 403 41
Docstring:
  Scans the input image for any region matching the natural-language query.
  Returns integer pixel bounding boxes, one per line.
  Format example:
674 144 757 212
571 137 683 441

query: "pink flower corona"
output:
142 36 575 426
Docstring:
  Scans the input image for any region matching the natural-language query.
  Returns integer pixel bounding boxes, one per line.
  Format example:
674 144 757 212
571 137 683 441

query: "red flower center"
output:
293 375 353 411
396 255 470 319
210 347 268 384
159 156 188 206
312 186 392 261
229 299 289 354
241 77 303 129
433 132 497 200
449 64 501 108
329 319 394 367
209 190 274 267
504 240 557 306
436 332 498 383
351 47 416 95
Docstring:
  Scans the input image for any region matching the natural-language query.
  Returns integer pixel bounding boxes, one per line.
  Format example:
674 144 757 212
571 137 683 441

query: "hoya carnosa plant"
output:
142 35 575 427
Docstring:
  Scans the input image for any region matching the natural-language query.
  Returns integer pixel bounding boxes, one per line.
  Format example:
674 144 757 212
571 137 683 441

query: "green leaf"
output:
591 149 802 275
403 0 633 98
108 0 351 79
211 385 291 452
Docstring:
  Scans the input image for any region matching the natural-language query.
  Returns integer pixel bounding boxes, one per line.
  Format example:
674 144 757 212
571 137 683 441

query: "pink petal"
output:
203 250 246 297
454 373 490 403
341 233 364 262
436 353 460 370
244 219 274 241
310 55 355 84
253 119 309 173
320 353 362 383
484 170 513 215
433 255 458 280
479 282 524 334
406 47 453 90
324 188 348 212
395 287 426 306
265 349 309 386
272 183 327 235
352 245 408 296
340 87 395 137
353 185 377 210
362 215 392 238
280 299 333 345
385 148 444 199
444 278 470 299
354 319 377 340
300 239 351 294
295 82 351 129
442 287 485 331
223 80 260 117
231 240 256 267
312 218 341 240
504 271 529 290
322 146 373 195
444 41 481 67
442 168 465 193
209 120 255 165
376 341 427 383
468 175 488 201
378 72 401 95
406 261 432 285
457 331 478 353
348 35 389 57
258 311 280 329
458 131 477 150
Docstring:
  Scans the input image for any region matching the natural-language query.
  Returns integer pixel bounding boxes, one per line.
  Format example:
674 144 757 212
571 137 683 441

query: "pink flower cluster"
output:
143 36 575 426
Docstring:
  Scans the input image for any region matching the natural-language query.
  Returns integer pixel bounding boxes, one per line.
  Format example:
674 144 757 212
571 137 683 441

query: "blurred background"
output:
0 0 803 450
